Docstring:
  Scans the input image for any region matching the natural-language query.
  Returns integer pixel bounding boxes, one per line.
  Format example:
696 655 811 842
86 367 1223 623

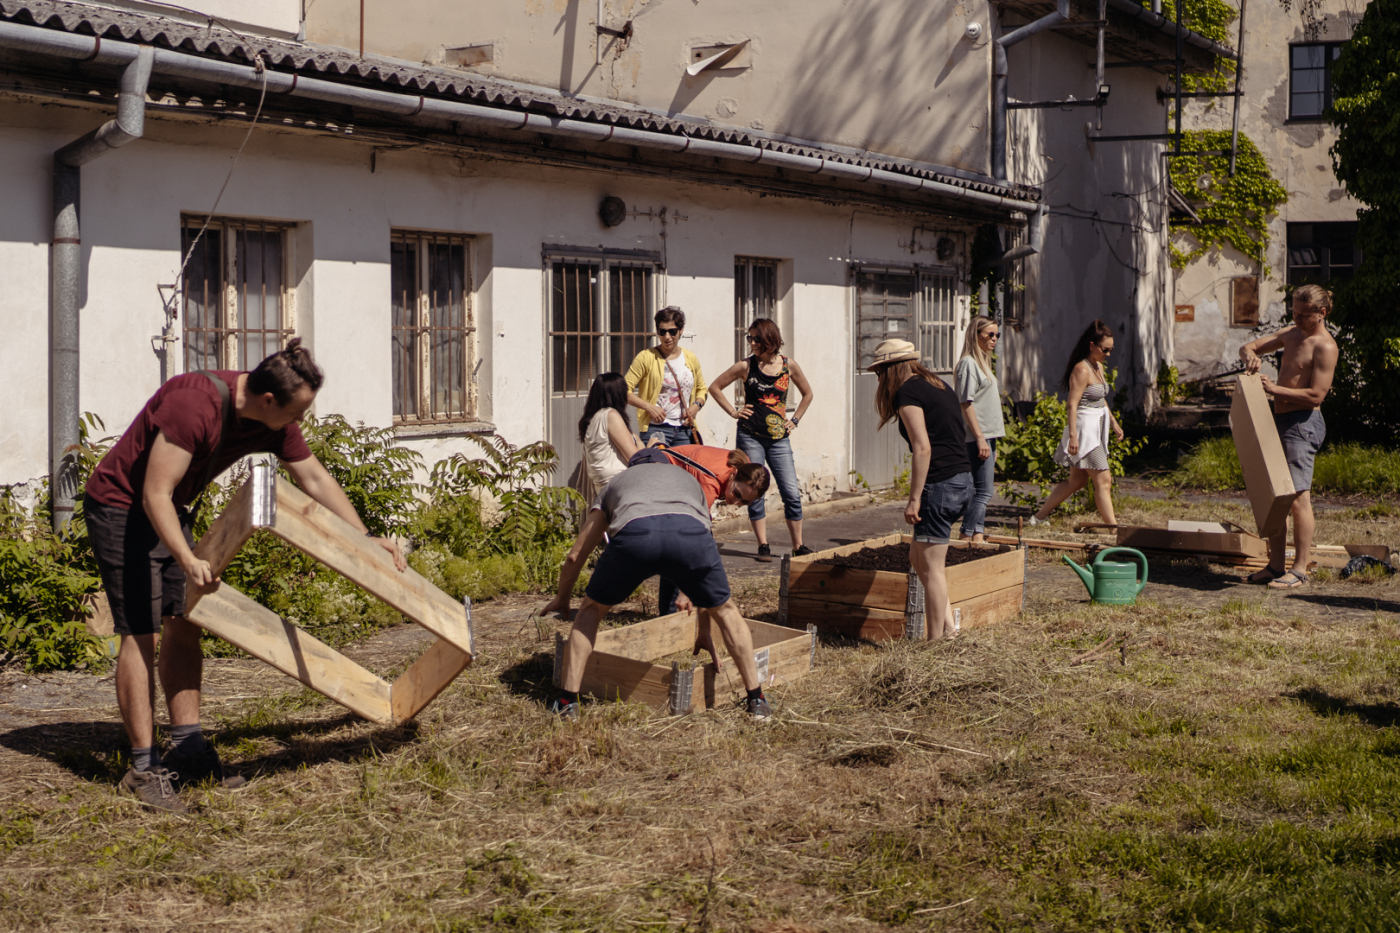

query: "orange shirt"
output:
659 445 735 509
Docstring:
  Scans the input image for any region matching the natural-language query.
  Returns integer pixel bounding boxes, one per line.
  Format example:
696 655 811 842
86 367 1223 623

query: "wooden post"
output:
904 570 926 639
778 555 791 626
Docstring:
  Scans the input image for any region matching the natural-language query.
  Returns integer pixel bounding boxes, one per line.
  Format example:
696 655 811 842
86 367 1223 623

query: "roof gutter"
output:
1103 0 1239 61
0 20 1041 214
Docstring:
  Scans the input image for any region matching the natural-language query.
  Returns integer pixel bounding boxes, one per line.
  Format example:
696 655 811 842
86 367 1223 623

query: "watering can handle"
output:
1095 547 1149 593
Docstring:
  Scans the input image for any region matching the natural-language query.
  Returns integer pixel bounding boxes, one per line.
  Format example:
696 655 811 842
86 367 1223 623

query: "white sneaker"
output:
1026 516 1043 527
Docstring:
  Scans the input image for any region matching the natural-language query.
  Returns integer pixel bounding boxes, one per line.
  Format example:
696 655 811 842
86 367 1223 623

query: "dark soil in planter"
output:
815 542 1005 573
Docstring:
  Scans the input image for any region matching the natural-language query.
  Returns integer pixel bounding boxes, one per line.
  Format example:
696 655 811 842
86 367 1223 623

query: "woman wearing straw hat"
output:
869 338 972 640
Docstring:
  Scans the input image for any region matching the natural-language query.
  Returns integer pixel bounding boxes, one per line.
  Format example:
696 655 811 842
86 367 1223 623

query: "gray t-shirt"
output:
593 462 712 536
955 356 1006 440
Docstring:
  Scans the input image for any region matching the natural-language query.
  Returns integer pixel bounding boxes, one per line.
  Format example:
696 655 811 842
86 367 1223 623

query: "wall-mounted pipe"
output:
992 0 1071 183
49 45 153 530
0 20 1042 217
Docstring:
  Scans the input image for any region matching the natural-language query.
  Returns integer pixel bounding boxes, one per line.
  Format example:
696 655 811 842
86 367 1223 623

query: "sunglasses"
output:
746 335 761 343
657 327 681 337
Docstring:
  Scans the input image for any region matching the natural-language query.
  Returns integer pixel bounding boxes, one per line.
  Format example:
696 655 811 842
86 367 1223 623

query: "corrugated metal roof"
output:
0 0 1041 203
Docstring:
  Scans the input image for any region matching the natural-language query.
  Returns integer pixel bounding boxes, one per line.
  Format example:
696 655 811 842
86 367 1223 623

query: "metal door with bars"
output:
546 251 658 484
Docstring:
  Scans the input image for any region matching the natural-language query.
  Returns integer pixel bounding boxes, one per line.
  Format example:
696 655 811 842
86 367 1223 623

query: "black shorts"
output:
85 496 196 636
585 514 731 609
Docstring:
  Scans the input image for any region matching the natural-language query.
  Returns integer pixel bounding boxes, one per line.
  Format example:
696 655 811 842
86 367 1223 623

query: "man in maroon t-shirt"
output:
85 339 406 812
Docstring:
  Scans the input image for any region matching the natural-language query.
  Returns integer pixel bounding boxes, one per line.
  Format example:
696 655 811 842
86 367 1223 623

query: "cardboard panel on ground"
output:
778 533 1026 642
1231 373 1300 537
553 610 816 715
183 462 474 724
1115 520 1268 567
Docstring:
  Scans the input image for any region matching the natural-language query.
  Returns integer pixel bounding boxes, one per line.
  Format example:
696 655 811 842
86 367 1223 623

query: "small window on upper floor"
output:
1290 42 1346 121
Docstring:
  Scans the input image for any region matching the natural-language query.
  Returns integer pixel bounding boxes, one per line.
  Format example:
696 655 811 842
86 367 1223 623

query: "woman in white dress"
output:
1029 320 1125 527
578 373 648 496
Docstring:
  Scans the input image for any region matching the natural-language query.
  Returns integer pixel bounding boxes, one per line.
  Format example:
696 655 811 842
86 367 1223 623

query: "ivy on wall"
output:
1167 130 1289 273
1151 0 1241 92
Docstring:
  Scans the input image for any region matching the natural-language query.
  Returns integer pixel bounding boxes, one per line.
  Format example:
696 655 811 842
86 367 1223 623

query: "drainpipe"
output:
50 46 153 530
992 0 1071 183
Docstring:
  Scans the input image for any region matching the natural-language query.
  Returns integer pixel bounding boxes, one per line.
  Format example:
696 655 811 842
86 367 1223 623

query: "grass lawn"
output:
3 495 1400 931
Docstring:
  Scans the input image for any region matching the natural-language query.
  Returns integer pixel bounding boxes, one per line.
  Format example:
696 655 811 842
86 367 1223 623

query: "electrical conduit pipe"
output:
992 0 1071 183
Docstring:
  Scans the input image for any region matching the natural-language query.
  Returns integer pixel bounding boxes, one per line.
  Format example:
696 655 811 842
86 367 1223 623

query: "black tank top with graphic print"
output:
739 355 791 440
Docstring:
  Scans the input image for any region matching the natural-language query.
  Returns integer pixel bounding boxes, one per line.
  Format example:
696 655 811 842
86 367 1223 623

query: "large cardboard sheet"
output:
1231 373 1300 537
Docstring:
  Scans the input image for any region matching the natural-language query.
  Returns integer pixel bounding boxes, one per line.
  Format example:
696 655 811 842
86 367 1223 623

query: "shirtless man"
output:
1239 284 1339 589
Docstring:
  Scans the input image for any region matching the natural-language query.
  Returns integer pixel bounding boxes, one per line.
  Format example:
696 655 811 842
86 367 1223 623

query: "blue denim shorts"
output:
913 472 974 545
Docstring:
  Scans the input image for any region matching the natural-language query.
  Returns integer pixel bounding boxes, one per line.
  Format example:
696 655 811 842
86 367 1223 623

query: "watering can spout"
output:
1063 555 1095 597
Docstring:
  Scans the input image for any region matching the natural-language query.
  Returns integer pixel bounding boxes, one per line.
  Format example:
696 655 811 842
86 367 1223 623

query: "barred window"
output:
548 255 656 396
181 218 294 373
734 257 779 361
391 231 476 423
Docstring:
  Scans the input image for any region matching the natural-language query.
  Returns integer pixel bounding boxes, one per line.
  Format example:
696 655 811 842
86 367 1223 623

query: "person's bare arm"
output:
283 455 406 571
707 361 753 421
960 401 989 459
898 405 932 525
541 509 609 619
1239 328 1291 374
787 360 815 429
1264 340 1339 406
1065 363 1090 455
606 409 645 461
142 433 211 591
626 392 665 424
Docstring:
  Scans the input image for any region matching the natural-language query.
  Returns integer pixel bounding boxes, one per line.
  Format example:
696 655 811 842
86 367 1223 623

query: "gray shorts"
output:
1275 409 1325 492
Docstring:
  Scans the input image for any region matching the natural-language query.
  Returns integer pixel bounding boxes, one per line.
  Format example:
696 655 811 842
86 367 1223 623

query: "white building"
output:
0 0 1231 513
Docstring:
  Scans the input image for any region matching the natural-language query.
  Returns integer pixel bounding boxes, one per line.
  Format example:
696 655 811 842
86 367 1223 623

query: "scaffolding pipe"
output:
0 20 1041 217
1228 0 1247 175
49 45 153 530
993 0 1072 182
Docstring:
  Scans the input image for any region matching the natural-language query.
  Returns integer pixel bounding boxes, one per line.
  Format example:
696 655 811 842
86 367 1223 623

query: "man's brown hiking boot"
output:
164 746 247 790
120 766 188 813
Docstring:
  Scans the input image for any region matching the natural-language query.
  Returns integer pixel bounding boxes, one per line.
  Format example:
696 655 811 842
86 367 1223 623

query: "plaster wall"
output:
998 29 1173 409
1172 0 1361 381
0 95 972 503
106 0 301 37
303 0 993 174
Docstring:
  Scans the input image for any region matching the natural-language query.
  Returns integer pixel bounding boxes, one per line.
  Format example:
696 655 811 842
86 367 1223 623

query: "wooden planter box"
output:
553 611 816 715
779 533 1026 642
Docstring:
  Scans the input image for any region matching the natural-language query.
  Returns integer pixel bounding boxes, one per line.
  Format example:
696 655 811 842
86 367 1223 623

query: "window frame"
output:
734 256 780 361
1288 41 1346 122
391 229 478 426
1285 221 1360 287
180 216 297 375
545 248 661 399
853 263 966 375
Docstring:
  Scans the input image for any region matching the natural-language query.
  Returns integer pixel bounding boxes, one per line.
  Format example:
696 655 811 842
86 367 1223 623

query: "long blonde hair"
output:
960 317 997 380
874 361 947 429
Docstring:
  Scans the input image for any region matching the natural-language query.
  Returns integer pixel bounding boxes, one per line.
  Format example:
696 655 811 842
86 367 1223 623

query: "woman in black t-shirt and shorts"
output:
869 338 972 640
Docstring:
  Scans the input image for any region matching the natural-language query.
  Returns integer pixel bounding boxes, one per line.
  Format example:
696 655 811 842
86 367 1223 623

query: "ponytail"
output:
727 449 752 468
248 337 324 405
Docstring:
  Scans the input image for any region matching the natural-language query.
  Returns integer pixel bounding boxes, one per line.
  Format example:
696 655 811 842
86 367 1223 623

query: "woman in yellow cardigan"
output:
625 306 709 446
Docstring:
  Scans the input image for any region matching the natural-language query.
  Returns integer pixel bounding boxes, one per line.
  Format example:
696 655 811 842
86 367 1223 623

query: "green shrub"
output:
1168 436 1245 491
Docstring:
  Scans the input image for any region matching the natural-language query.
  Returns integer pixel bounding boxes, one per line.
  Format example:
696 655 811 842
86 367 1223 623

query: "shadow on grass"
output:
1286 687 1400 728
499 650 556 704
0 713 424 786
1284 593 1400 615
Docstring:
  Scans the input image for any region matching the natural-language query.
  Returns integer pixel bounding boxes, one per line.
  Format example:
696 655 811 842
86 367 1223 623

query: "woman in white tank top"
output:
579 373 648 495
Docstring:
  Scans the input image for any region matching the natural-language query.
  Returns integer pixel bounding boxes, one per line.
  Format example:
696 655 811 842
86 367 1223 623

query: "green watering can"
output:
1064 547 1149 605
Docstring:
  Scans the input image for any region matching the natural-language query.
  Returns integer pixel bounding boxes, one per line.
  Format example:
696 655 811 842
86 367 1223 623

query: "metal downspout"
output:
993 0 1071 182
49 46 153 530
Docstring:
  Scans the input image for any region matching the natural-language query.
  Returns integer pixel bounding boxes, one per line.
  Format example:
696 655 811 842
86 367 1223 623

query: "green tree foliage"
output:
1168 131 1289 272
1152 0 1240 92
1327 0 1400 439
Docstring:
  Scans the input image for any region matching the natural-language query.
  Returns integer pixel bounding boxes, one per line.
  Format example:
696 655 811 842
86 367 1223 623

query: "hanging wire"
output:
161 53 270 330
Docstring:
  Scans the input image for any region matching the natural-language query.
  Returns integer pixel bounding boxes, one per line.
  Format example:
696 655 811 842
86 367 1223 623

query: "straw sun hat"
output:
866 338 919 371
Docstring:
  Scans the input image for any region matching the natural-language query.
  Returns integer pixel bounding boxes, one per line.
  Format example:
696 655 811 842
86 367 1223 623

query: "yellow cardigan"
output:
625 346 708 432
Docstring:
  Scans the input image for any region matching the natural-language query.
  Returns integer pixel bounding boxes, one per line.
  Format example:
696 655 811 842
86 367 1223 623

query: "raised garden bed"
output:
778 533 1026 642
553 610 816 715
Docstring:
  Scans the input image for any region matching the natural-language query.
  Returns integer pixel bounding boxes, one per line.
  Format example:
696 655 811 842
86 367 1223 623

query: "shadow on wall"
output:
770 0 984 169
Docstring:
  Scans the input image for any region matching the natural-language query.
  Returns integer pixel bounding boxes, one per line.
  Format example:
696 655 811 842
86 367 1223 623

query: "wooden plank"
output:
954 584 1024 630
575 649 674 710
946 548 1024 603
787 563 909 611
786 596 906 642
186 477 257 613
795 532 905 564
269 479 472 655
390 637 473 721
593 610 697 662
1232 373 1301 536
747 617 813 650
1116 525 1267 560
186 584 392 723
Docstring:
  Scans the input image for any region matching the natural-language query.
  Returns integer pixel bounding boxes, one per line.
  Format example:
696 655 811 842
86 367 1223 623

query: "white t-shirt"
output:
583 409 628 493
657 359 694 425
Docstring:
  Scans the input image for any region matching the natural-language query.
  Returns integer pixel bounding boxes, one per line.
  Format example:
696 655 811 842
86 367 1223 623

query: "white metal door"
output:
851 269 915 489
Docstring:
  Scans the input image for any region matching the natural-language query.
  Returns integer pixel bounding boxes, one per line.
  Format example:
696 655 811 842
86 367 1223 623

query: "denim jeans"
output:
913 472 973 544
961 437 997 536
734 430 802 522
642 423 694 447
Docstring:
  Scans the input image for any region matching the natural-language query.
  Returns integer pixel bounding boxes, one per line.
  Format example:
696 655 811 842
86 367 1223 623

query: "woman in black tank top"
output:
710 318 815 561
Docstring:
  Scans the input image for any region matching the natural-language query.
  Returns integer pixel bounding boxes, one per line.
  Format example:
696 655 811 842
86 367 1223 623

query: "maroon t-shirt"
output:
86 371 313 511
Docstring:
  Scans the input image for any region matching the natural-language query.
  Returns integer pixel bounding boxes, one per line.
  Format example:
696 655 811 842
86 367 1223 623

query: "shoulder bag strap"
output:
662 356 691 424
661 446 721 481
191 371 236 497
